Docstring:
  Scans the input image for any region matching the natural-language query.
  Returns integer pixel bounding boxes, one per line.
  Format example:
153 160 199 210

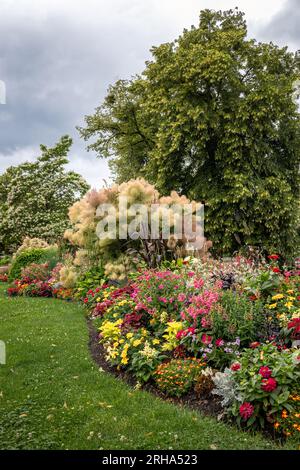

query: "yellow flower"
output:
287 290 294 294
285 302 293 309
133 339 142 347
152 339 160 345
126 332 134 339
268 303 277 309
272 294 284 300
96 297 101 302
288 296 296 301
119 339 125 344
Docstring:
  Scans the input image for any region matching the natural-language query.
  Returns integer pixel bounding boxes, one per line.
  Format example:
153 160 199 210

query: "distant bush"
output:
9 247 59 281
0 256 11 267
21 263 49 282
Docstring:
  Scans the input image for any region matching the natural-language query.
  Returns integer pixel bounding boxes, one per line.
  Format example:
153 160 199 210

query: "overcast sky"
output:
0 0 298 189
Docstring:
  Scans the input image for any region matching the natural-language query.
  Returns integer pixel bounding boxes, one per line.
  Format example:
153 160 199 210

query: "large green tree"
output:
79 9 300 257
0 136 90 253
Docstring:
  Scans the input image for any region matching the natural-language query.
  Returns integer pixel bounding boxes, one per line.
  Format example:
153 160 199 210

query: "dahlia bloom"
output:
259 366 272 378
261 377 277 392
239 402 254 420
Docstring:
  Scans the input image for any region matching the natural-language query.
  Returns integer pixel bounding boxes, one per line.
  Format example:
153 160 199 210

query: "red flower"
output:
261 377 277 392
249 295 257 301
215 338 224 347
239 402 254 420
83 297 89 304
231 363 241 371
272 267 281 274
259 366 272 378
250 341 260 349
287 318 300 339
268 254 279 260
201 334 212 345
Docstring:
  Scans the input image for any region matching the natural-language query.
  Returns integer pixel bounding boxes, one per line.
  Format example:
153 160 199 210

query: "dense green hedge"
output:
8 248 59 282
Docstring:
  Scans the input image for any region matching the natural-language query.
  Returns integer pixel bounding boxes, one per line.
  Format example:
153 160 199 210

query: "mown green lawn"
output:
0 284 297 450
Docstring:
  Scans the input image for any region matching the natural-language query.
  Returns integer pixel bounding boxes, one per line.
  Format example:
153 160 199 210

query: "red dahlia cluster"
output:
239 402 254 420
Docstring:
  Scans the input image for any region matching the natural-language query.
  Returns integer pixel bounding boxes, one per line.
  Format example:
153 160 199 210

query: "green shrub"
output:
74 265 106 298
38 247 59 271
21 263 49 282
0 256 11 267
9 248 58 282
210 291 265 346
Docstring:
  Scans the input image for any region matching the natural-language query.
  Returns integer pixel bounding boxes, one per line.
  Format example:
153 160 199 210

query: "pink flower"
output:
201 334 212 345
158 284 164 290
187 271 195 278
177 293 186 302
261 377 277 392
239 402 254 420
201 317 211 328
146 296 152 303
158 297 168 304
259 366 272 378
193 278 204 289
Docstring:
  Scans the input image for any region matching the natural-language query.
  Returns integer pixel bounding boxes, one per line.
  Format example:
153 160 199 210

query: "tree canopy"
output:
0 136 90 253
79 9 300 257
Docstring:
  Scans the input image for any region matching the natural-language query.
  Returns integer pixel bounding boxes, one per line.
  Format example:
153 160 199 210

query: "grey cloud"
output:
256 0 299 49
0 0 296 187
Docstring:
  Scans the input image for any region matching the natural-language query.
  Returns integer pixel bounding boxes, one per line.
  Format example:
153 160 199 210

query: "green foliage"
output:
0 136 89 253
243 270 282 298
8 247 59 281
210 291 265 345
229 344 300 428
9 248 46 281
0 255 11 266
74 265 106 298
38 247 60 271
79 9 300 257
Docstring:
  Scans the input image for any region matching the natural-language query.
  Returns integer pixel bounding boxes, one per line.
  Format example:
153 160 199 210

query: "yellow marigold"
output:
272 294 284 300
133 339 142 347
268 303 277 309
285 302 293 309
126 333 134 339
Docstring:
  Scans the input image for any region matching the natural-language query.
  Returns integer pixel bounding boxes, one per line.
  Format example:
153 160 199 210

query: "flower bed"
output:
6 252 300 440
81 256 300 439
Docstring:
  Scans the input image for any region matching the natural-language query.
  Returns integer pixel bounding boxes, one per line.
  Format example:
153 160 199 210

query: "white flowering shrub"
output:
0 136 89 253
